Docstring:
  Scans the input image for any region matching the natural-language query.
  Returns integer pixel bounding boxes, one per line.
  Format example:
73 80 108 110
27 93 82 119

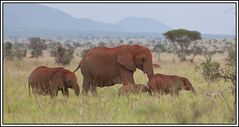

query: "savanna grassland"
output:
3 51 236 124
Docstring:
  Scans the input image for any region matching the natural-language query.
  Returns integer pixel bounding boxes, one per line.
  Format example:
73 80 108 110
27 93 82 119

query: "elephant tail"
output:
74 61 81 72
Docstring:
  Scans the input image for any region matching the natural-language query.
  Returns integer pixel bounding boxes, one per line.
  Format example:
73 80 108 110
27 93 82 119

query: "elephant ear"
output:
51 70 64 89
181 78 192 89
117 46 136 71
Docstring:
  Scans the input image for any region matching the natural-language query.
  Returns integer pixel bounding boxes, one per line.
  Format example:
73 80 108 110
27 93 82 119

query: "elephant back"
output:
29 66 63 87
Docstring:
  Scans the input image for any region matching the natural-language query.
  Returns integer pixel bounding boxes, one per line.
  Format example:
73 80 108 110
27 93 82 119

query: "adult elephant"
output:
28 66 80 97
74 44 154 95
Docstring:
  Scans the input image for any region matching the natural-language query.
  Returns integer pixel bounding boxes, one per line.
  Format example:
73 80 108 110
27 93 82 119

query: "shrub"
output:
219 45 236 86
4 41 27 60
4 41 13 59
28 37 47 58
50 43 74 65
195 56 220 84
97 42 106 47
12 48 27 60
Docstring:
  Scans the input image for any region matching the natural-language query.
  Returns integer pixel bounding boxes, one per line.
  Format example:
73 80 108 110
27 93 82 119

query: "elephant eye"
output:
68 80 72 83
142 58 145 62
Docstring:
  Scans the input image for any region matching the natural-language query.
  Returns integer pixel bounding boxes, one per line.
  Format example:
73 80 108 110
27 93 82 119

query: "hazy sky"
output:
43 3 236 35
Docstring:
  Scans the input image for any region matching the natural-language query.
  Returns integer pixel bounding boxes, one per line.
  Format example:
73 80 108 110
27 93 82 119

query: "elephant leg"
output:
90 80 97 96
170 87 179 96
91 87 97 96
82 77 91 96
175 90 179 95
150 85 159 96
39 88 45 95
51 90 58 98
153 90 161 98
148 88 153 96
170 92 174 96
65 89 69 97
154 90 159 96
158 90 164 96
50 88 58 98
120 69 135 85
170 91 179 97
32 88 39 96
61 88 69 97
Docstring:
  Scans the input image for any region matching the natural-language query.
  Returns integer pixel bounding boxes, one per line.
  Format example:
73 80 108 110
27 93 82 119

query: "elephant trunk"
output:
74 83 80 96
143 61 154 80
192 87 196 94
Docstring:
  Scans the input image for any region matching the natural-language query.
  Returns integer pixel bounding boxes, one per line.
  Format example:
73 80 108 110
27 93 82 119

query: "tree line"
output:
4 29 236 87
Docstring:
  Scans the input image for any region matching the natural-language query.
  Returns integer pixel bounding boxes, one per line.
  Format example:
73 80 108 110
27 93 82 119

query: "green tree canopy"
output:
163 29 202 61
164 29 201 43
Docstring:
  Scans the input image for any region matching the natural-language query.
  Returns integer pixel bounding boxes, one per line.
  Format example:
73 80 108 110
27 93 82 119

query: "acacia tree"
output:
152 43 166 61
163 29 202 61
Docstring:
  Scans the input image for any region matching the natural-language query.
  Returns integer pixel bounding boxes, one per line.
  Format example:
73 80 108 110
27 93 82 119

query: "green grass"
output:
3 55 236 124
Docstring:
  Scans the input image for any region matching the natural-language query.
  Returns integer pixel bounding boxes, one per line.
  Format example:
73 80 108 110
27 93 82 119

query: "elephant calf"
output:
148 73 196 96
118 84 149 96
28 66 80 97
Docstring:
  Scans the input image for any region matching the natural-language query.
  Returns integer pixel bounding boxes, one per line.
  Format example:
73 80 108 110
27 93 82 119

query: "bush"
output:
153 43 166 53
12 48 27 60
97 42 106 47
48 42 59 53
73 42 81 47
218 46 236 86
50 43 74 65
4 41 27 60
195 56 220 84
28 37 47 58
4 41 13 59
195 44 236 87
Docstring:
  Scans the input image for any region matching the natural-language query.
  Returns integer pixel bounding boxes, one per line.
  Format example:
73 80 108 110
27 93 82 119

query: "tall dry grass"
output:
3 51 236 124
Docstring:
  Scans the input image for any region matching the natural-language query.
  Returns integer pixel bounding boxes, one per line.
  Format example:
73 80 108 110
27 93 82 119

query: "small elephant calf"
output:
118 84 149 96
28 66 80 97
148 73 196 96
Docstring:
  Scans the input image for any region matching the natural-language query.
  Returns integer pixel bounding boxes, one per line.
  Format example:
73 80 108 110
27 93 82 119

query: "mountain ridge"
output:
4 4 235 39
4 4 171 34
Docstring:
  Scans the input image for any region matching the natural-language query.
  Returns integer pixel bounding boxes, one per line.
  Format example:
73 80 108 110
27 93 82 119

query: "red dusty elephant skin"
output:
74 45 154 95
118 84 149 96
148 73 196 96
28 66 80 97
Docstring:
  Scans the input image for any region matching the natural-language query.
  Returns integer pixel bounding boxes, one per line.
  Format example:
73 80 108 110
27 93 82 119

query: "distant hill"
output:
4 4 123 32
3 4 235 39
4 4 171 35
116 17 171 33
